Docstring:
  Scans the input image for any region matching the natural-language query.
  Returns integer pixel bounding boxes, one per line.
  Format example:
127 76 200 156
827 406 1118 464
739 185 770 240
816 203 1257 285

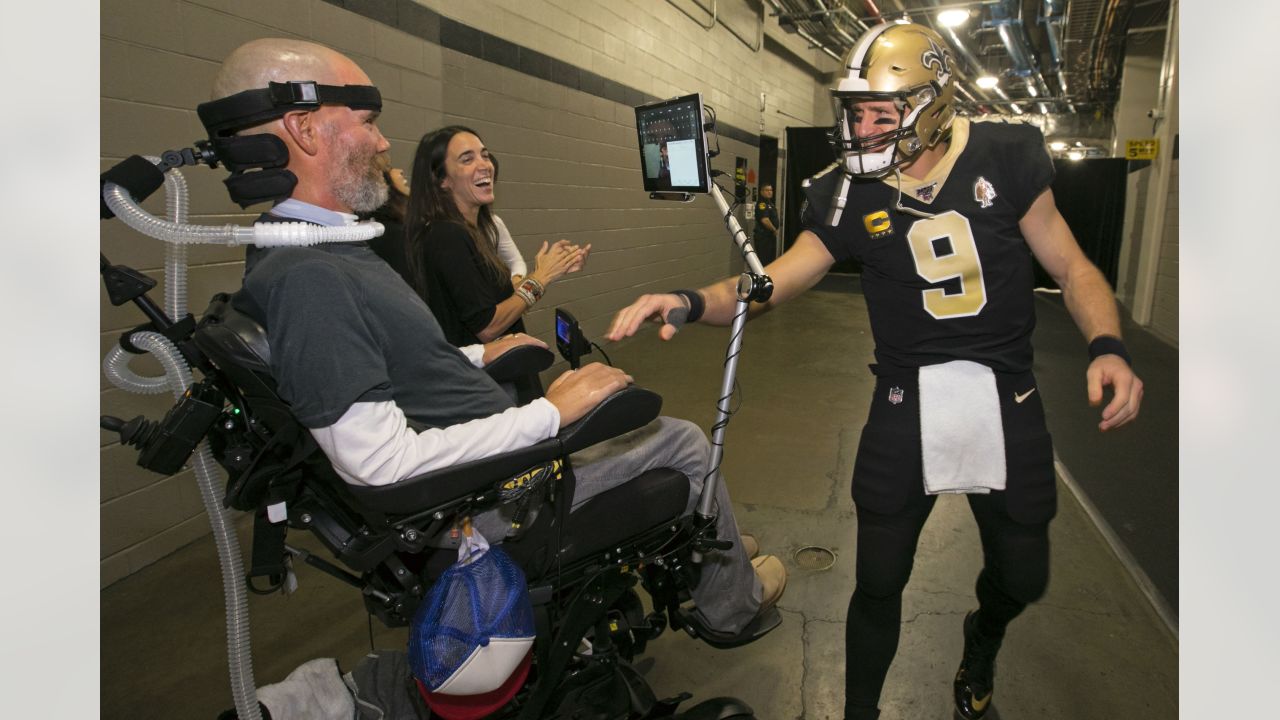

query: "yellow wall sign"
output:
1126 139 1159 160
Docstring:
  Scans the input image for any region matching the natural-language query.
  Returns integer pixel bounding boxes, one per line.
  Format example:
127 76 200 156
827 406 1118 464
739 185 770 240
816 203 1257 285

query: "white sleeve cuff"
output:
459 344 486 368
310 398 561 486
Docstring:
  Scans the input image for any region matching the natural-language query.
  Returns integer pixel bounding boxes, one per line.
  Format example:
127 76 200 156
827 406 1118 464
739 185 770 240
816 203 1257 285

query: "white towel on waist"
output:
918 360 1006 495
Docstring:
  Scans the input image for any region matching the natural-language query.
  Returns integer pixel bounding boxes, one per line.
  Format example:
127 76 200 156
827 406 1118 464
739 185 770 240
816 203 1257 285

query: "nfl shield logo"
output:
888 386 905 405
915 183 937 202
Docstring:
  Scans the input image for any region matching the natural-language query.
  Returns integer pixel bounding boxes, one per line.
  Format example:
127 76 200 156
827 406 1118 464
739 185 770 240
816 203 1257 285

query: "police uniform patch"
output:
863 210 893 239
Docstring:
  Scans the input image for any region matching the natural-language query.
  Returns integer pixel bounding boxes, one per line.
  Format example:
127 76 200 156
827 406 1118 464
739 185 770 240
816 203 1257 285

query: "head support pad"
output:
194 81 382 207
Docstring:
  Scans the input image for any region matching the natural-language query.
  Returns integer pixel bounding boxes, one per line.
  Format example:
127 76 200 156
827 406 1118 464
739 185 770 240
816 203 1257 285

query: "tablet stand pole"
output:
689 175 773 561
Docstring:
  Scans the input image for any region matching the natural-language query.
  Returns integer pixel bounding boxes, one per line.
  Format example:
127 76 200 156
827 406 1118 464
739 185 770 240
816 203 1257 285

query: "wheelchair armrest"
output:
483 345 554 383
345 386 663 515
556 386 662 455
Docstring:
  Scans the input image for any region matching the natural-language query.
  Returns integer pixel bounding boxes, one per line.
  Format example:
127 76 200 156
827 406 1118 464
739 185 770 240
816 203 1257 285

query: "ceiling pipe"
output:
1039 0 1075 113
767 0 844 61
933 16 1013 115
986 0 1052 101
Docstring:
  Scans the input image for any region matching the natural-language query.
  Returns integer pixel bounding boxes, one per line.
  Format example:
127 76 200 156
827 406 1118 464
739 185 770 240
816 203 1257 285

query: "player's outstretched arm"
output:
604 230 836 342
1022 188 1144 431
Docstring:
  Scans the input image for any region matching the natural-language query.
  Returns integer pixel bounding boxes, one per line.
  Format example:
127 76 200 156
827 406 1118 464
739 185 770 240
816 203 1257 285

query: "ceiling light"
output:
1049 141 1067 151
937 9 970 27
976 76 999 89
1067 150 1084 161
1027 83 1039 98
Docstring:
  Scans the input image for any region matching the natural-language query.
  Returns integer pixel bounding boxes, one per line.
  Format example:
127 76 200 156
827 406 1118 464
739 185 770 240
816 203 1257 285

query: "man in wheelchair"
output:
196 38 785 717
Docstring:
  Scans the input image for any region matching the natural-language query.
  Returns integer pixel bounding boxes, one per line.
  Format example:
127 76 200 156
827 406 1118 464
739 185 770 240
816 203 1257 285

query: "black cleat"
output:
953 611 1002 720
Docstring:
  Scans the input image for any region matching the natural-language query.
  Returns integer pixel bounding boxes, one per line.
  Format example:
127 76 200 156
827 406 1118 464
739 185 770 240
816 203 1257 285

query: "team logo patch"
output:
974 176 997 208
863 210 893 239
914 182 938 202
888 386 905 405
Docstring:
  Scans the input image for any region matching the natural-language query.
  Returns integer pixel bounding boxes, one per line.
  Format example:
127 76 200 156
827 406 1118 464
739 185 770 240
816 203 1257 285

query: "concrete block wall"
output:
100 0 830 585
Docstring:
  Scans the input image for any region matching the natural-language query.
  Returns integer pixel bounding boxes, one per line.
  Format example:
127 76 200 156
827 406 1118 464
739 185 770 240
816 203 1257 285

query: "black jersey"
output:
802 119 1054 373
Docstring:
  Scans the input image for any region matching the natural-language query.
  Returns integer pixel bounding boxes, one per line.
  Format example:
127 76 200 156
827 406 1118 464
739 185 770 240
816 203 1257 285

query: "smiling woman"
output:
404 126 588 347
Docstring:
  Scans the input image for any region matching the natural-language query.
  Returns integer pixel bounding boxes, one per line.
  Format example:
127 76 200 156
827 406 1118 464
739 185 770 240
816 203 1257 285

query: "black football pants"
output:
843 370 1056 719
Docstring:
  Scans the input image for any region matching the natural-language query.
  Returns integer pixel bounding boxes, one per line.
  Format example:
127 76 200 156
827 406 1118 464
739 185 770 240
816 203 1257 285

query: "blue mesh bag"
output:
408 531 535 713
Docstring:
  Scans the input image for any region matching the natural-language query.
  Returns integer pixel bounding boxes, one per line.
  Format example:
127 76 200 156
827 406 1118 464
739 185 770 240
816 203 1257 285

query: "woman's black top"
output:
414 221 521 347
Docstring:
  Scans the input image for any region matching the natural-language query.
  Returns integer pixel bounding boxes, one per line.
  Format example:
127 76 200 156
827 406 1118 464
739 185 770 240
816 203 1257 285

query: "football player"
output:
607 20 1143 720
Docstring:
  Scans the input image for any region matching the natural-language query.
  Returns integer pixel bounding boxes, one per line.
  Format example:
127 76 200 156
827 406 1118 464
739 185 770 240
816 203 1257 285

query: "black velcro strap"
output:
197 82 382 137
100 155 165 219
247 509 289 587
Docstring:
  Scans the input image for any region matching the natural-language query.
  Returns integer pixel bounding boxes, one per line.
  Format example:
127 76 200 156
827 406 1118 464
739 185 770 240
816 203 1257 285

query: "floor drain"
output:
793 545 836 571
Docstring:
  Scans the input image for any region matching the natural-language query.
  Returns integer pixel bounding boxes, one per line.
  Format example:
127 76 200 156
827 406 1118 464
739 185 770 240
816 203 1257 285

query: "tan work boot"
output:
751 554 787 611
739 533 760 560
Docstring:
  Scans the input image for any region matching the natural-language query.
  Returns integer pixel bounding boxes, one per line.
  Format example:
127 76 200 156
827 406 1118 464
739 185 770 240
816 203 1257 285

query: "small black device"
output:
555 308 592 369
634 93 710 194
101 378 225 476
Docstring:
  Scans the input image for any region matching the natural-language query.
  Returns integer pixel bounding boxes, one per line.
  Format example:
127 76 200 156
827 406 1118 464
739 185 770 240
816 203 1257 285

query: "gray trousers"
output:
474 416 762 633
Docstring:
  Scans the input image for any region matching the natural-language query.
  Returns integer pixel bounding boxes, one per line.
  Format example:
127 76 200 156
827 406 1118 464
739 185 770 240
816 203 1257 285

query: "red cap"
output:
416 649 532 720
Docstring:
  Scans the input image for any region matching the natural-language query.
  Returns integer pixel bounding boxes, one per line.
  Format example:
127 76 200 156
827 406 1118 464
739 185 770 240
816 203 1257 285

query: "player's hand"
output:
604 293 689 342
545 362 634 427
1086 355 1143 431
481 333 547 365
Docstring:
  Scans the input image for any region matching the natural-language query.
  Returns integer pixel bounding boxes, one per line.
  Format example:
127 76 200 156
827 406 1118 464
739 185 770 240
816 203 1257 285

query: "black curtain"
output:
1040 158 1128 289
755 136 779 264
784 126 861 273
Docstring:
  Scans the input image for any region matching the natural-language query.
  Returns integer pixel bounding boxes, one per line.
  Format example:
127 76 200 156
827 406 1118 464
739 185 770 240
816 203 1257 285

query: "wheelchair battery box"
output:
138 382 224 475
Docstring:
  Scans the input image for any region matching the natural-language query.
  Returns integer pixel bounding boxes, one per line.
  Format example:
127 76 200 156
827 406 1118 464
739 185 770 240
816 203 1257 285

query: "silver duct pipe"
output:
936 21 1014 115
1039 0 1075 112
986 0 1052 105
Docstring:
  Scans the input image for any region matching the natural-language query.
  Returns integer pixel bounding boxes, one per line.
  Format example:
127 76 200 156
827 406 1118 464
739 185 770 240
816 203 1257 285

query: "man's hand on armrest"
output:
481 332 548 365
544 362 633 428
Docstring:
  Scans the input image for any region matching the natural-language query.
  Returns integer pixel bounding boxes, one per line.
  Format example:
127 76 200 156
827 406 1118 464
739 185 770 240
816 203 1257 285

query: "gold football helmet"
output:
830 21 958 178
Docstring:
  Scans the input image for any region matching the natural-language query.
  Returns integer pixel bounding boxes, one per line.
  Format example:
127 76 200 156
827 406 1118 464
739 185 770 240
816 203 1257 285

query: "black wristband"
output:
670 290 705 324
1088 335 1132 368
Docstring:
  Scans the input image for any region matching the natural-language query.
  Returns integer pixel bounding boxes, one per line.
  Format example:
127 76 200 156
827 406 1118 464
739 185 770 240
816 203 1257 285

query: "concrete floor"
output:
100 279 1178 719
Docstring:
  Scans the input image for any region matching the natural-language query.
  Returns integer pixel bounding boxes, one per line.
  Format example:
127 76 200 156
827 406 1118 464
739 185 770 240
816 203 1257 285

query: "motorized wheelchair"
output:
101 256 780 719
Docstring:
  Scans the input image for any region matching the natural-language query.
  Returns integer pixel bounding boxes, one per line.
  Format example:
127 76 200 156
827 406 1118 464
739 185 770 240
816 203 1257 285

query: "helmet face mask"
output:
829 22 957 178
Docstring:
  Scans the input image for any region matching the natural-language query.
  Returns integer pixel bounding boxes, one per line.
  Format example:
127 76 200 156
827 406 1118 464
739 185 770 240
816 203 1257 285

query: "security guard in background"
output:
753 183 779 262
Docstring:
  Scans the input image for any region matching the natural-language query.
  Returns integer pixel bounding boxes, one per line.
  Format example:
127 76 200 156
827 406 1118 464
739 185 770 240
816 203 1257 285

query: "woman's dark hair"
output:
405 125 507 297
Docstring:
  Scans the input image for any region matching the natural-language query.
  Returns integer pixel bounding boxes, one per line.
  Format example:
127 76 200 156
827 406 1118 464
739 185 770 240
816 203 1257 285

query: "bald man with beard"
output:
216 39 786 641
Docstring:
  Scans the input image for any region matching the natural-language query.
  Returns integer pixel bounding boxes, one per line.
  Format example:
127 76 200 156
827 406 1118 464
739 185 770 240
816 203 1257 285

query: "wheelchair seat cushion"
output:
557 467 689 567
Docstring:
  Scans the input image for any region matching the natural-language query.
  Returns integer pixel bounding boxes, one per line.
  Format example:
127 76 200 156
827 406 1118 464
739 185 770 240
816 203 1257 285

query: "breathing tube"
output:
102 160 382 720
101 181 383 249
130 330 263 720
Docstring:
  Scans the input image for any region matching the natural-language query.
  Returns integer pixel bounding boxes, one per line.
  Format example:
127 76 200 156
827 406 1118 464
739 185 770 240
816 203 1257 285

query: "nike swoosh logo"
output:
1014 388 1037 404
973 692 991 711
